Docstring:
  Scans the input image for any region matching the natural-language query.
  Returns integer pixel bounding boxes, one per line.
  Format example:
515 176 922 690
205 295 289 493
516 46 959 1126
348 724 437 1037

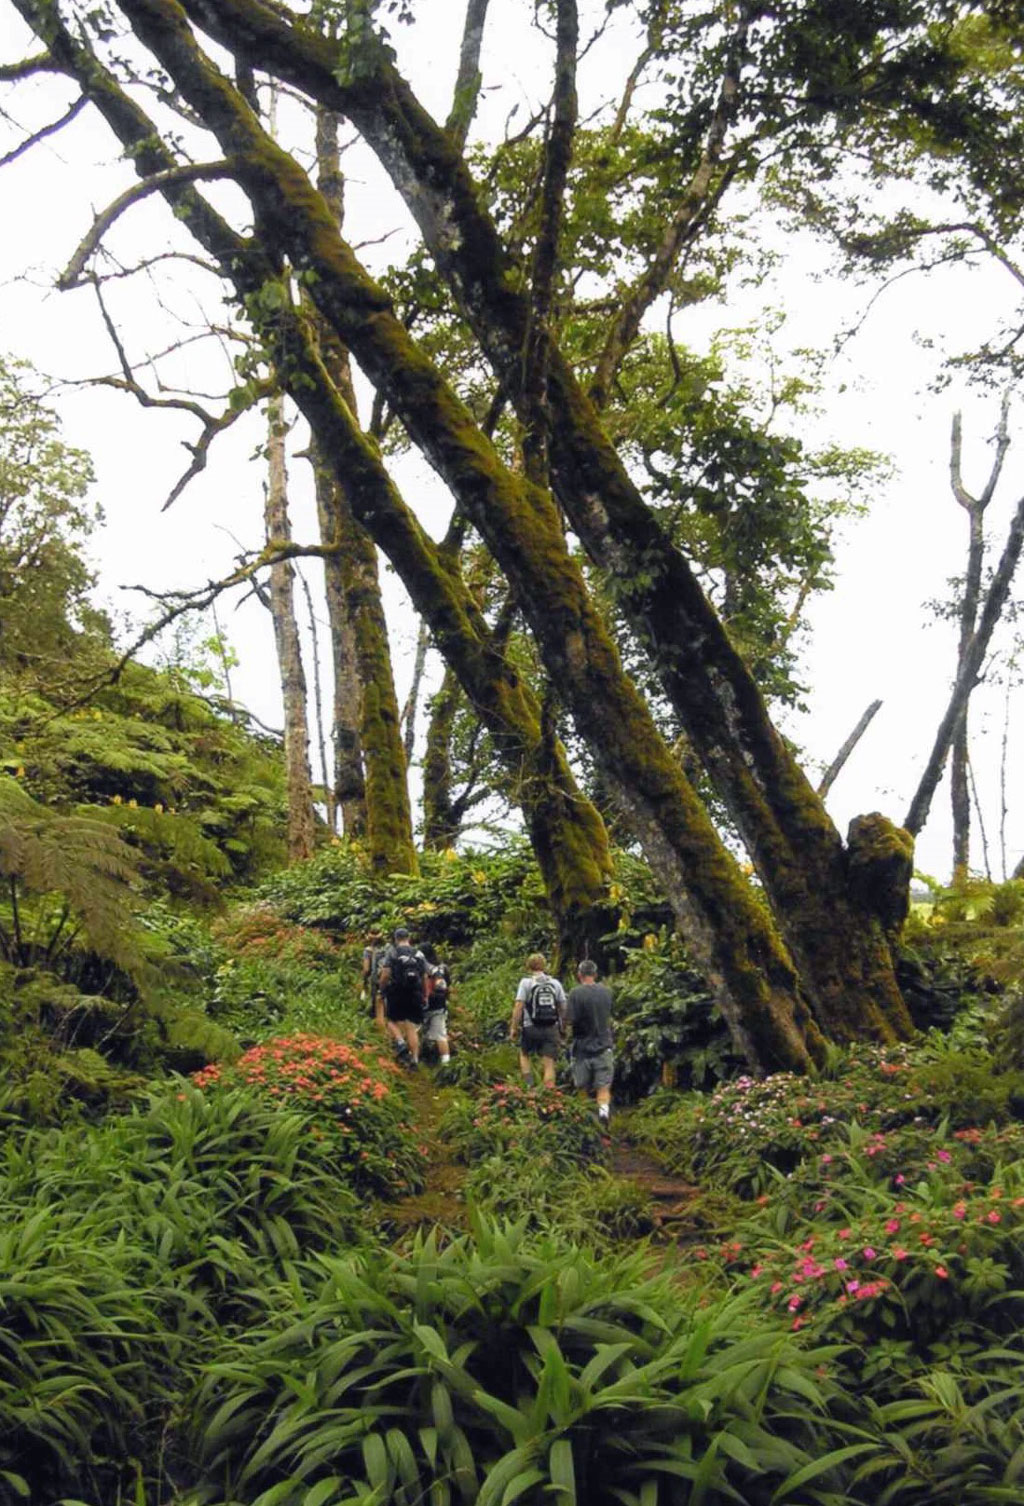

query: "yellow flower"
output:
127 799 137 809
15 766 24 778
154 803 164 814
112 794 122 805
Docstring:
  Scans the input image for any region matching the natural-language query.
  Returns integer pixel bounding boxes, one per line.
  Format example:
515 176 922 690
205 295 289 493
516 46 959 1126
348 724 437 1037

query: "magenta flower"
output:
863 1247 877 1259
834 1258 848 1271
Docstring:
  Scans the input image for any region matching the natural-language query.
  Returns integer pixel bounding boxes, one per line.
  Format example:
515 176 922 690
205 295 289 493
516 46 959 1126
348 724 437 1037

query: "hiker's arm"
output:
510 998 523 1039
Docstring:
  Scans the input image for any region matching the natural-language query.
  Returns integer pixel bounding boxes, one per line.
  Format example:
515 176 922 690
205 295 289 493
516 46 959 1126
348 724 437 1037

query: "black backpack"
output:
526 974 560 1027
386 944 426 1006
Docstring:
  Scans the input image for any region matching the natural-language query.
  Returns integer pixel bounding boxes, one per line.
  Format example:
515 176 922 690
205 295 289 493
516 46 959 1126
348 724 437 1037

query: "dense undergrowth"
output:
4 818 1024 1502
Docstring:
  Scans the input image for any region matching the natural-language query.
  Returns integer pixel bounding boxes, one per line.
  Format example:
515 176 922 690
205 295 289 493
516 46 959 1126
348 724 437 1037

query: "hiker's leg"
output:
518 1045 534 1085
402 1020 420 1063
540 1055 557 1087
374 993 386 1032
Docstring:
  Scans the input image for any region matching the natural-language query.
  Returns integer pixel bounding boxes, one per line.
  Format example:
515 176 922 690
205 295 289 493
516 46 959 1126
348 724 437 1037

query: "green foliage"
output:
444 1080 609 1166
0 1083 369 1504
0 773 148 983
260 838 551 948
186 1217 854 1506
611 931 741 1099
193 1032 425 1197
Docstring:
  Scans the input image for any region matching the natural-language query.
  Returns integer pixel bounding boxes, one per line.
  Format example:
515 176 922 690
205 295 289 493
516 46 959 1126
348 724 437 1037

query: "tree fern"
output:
0 775 147 981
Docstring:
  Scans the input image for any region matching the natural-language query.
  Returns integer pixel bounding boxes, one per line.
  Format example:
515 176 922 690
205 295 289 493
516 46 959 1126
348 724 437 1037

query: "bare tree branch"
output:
905 487 1024 837
0 92 86 167
58 158 237 289
817 699 882 798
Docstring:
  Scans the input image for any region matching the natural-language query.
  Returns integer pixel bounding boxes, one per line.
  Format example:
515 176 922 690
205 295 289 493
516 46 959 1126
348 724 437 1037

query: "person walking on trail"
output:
360 932 387 1031
566 959 615 1128
422 954 453 1065
378 927 427 1068
510 952 567 1088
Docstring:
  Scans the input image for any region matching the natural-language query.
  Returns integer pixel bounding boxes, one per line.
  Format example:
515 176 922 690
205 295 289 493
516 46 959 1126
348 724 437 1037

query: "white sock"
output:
440 1054 450 1063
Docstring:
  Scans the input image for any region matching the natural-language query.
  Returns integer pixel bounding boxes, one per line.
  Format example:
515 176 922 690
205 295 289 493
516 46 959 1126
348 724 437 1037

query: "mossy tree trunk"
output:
421 665 461 851
163 0 914 1044
311 435 366 839
37 0 823 1069
264 392 316 863
107 0 822 1071
312 105 414 873
16 0 624 1027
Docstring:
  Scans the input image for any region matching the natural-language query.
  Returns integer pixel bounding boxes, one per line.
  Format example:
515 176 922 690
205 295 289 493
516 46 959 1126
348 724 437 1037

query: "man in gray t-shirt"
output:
566 960 614 1126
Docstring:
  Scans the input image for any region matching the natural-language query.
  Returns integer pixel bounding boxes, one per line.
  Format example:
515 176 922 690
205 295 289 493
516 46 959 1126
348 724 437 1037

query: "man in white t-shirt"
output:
509 952 567 1087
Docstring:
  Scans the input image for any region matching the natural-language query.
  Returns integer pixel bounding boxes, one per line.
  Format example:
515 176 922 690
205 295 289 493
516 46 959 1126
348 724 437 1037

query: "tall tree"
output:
264 392 316 862
947 398 1012 885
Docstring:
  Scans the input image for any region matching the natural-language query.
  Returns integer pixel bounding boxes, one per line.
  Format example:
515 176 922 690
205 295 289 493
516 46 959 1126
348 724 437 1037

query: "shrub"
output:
444 1080 608 1164
193 1033 425 1196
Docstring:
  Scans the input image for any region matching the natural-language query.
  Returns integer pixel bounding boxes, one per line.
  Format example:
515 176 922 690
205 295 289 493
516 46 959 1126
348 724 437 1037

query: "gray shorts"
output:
422 1008 448 1042
521 1024 560 1059
571 1048 614 1091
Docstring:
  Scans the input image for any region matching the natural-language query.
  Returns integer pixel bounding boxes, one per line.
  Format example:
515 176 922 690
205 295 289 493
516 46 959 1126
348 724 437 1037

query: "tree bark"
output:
947 400 1010 884
264 392 316 862
312 105 415 871
165 0 911 1044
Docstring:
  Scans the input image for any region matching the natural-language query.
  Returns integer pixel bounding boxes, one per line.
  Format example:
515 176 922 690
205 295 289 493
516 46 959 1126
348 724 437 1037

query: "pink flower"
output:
935 1266 948 1279
863 1247 877 1260
821 1154 833 1165
787 1294 802 1312
892 1247 909 1260
770 1281 784 1294
987 1210 1002 1224
953 1202 967 1220
834 1258 848 1271
936 1149 952 1163
839 1228 852 1240
885 1219 900 1234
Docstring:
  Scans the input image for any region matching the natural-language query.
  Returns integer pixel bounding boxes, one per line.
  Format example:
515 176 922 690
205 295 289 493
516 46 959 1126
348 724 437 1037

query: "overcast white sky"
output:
2 0 1022 881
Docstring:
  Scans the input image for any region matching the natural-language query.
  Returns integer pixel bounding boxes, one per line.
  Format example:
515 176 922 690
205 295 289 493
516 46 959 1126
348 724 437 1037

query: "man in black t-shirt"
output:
566 960 614 1126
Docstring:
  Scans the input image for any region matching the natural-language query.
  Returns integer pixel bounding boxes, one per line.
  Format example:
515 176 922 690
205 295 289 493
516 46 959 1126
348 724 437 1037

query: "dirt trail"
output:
609 1141 703 1235
378 1065 468 1236
380 1067 704 1241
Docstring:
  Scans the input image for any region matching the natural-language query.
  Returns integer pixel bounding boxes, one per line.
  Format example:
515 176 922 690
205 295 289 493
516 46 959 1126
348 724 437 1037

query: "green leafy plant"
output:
193 1033 425 1196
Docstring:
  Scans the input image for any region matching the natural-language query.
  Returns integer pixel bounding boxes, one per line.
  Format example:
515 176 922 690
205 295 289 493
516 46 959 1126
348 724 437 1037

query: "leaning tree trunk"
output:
265 393 316 862
168 0 911 1046
42 0 821 1071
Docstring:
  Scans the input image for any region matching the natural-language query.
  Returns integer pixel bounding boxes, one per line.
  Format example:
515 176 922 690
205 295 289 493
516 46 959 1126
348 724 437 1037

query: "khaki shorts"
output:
571 1048 614 1091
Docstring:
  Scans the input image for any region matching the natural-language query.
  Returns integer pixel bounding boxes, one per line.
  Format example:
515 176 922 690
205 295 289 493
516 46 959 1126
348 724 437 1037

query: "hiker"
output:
510 952 567 1088
566 959 615 1128
422 953 453 1066
360 931 387 1030
377 926 427 1067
